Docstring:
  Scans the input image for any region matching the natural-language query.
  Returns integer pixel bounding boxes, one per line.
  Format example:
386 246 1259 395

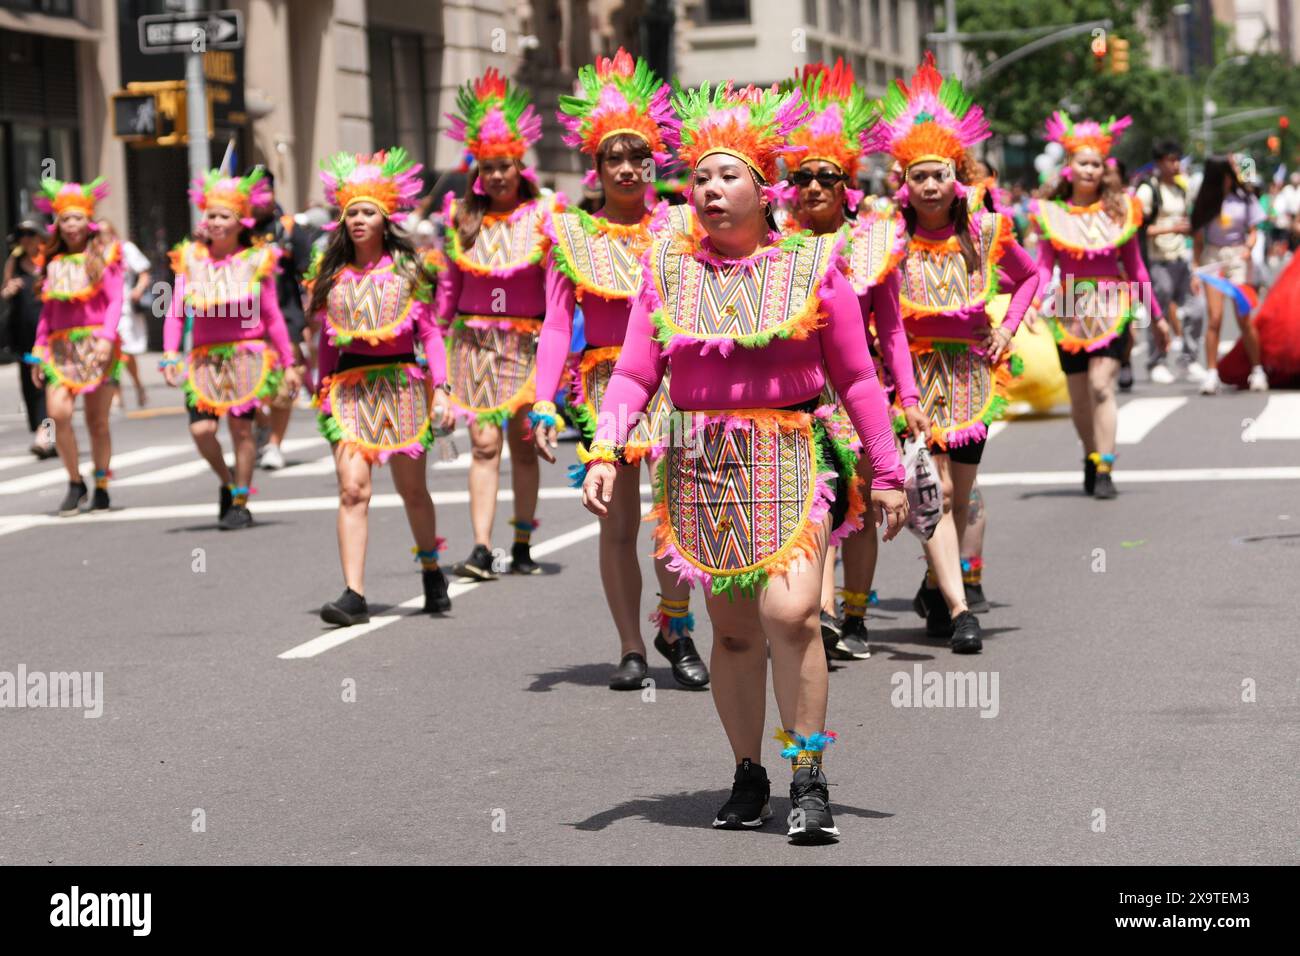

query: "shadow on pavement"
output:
568 790 894 833
163 520 289 533
527 662 706 692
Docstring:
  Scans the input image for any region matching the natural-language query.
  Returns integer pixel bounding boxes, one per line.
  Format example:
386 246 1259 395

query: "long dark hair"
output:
1191 155 1244 234
307 216 426 317
454 160 539 250
902 195 980 273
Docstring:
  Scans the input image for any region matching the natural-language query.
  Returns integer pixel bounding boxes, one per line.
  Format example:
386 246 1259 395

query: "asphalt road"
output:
0 356 1296 865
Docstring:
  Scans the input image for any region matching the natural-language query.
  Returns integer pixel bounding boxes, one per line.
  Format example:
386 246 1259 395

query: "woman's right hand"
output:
581 462 617 517
872 488 909 542
533 422 558 464
162 364 179 387
1 277 22 299
30 363 45 388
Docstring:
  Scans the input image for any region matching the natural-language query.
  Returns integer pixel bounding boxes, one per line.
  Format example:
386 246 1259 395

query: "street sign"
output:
138 10 244 55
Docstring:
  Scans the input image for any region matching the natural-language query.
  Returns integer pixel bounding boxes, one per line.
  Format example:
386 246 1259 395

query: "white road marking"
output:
277 516 612 659
104 437 326 488
986 421 1008 441
272 441 510 479
0 455 40 473
0 444 191 495
1249 394 1300 440
1115 397 1188 445
979 466 1300 486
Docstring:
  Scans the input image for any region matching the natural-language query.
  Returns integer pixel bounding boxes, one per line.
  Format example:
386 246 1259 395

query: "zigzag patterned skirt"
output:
1048 274 1133 354
318 360 432 464
38 326 122 395
909 339 1016 449
649 407 866 597
445 316 540 426
185 340 279 416
569 346 674 463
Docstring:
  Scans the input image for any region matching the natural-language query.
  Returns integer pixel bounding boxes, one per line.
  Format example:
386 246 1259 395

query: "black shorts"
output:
1057 335 1125 375
931 437 986 466
188 405 256 424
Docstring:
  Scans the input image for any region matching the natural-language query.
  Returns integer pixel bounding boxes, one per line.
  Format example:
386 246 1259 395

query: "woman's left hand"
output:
872 488 909 542
281 365 302 400
982 325 1014 365
93 337 114 370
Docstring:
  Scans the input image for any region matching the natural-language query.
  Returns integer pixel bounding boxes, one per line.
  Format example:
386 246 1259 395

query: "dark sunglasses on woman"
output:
790 170 846 188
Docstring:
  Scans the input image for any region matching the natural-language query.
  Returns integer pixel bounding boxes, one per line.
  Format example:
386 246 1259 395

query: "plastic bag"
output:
902 437 943 541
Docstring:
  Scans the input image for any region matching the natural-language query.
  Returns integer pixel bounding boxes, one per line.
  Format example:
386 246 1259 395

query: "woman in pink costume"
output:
582 82 908 845
865 54 1040 651
437 68 552 580
27 177 123 516
161 168 301 530
310 149 457 627
533 49 707 691
778 59 927 662
1027 113 1167 499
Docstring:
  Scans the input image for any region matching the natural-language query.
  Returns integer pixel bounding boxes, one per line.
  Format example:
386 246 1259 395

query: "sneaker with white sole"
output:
1183 360 1207 384
1149 362 1176 385
259 443 285 470
1247 366 1270 392
1199 368 1221 395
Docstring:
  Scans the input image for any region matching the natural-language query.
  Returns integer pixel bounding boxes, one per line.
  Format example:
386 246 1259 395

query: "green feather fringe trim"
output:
980 394 1009 427
892 414 907 435
317 410 345 443
1009 353 1025 377
257 366 285 400
67 328 93 342
565 399 598 445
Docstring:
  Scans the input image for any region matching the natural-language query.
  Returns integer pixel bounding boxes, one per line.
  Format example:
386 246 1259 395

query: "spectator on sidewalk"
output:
97 221 152 408
1 220 56 457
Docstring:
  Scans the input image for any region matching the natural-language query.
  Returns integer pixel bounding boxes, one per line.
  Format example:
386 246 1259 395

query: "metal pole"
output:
184 0 209 232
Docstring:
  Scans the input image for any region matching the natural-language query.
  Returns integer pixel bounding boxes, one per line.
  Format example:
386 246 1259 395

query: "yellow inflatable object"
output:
989 293 1070 413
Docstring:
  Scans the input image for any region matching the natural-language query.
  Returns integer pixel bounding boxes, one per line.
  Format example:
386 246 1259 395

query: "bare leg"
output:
1204 284 1224 371
599 461 647 658
505 410 539 528
760 522 831 739
819 545 838 615
227 415 257 489
705 590 768 764
1065 372 1096 456
189 417 234 485
82 385 115 475
1088 356 1120 457
333 443 371 594
467 419 504 547
921 453 968 617
389 453 440 552
268 402 292 448
45 386 80 482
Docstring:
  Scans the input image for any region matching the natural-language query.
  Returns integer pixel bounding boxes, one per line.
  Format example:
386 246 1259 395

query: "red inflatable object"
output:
1219 263 1300 388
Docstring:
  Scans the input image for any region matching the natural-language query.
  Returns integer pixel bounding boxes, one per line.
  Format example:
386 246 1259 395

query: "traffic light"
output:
1109 37 1129 74
1268 135 1280 154
1280 116 1290 131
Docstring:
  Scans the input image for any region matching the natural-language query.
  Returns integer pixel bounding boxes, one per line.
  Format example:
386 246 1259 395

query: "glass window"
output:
873 60 887 87
889 0 900 52
704 0 750 22
870 0 880 36
828 0 844 34
803 0 818 27
853 53 866 79
368 29 428 161
807 39 824 64
850 0 862 36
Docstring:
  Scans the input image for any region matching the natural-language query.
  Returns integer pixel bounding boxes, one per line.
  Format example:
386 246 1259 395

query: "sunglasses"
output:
790 170 846 188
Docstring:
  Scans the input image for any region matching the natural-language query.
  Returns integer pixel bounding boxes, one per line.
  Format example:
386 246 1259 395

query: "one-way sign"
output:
138 10 244 54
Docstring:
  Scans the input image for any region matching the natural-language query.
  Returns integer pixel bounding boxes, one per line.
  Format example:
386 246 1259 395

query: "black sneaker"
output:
713 758 771 830
1083 457 1097 495
218 504 253 531
58 481 88 517
912 577 929 618
917 582 952 637
788 764 839 845
653 632 709 687
90 487 110 512
951 610 983 654
608 652 648 691
1093 470 1117 499
452 544 498 581
821 610 854 661
422 567 452 613
219 484 233 520
839 615 870 659
964 581 990 614
510 541 543 575
320 587 370 627
1118 363 1134 392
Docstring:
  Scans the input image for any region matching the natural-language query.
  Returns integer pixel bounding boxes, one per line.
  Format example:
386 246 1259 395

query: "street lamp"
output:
1203 54 1249 156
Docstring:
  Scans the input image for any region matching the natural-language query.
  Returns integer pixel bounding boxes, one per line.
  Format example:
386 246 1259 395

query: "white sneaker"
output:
1183 360 1207 383
259 443 286 470
1150 363 1176 385
1247 367 1270 392
1199 368 1221 395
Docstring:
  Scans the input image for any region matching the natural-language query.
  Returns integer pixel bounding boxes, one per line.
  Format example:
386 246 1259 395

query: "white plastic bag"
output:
902 437 943 541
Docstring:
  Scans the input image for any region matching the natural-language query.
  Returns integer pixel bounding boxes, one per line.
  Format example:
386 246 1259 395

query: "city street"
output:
1 361 1296 865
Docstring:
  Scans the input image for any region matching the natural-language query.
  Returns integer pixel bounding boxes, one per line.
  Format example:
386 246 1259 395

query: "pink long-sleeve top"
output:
434 259 548 325
34 251 125 348
1033 233 1163 320
163 244 295 367
537 272 628 405
860 271 920 407
901 220 1041 341
315 256 447 387
595 265 905 490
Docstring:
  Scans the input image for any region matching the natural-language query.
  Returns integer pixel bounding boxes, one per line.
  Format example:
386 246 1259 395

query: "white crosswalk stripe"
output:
0 444 191 495
1115 397 1188 444
1247 393 1300 440
115 436 325 487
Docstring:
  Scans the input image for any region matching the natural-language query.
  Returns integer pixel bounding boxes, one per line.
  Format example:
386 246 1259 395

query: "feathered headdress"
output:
558 48 673 167
319 148 424 223
188 168 272 228
864 51 989 175
446 67 542 162
783 59 877 176
665 82 811 184
1044 111 1133 158
34 177 109 222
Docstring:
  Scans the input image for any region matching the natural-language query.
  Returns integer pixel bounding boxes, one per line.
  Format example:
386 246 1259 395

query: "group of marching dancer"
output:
24 48 1171 844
